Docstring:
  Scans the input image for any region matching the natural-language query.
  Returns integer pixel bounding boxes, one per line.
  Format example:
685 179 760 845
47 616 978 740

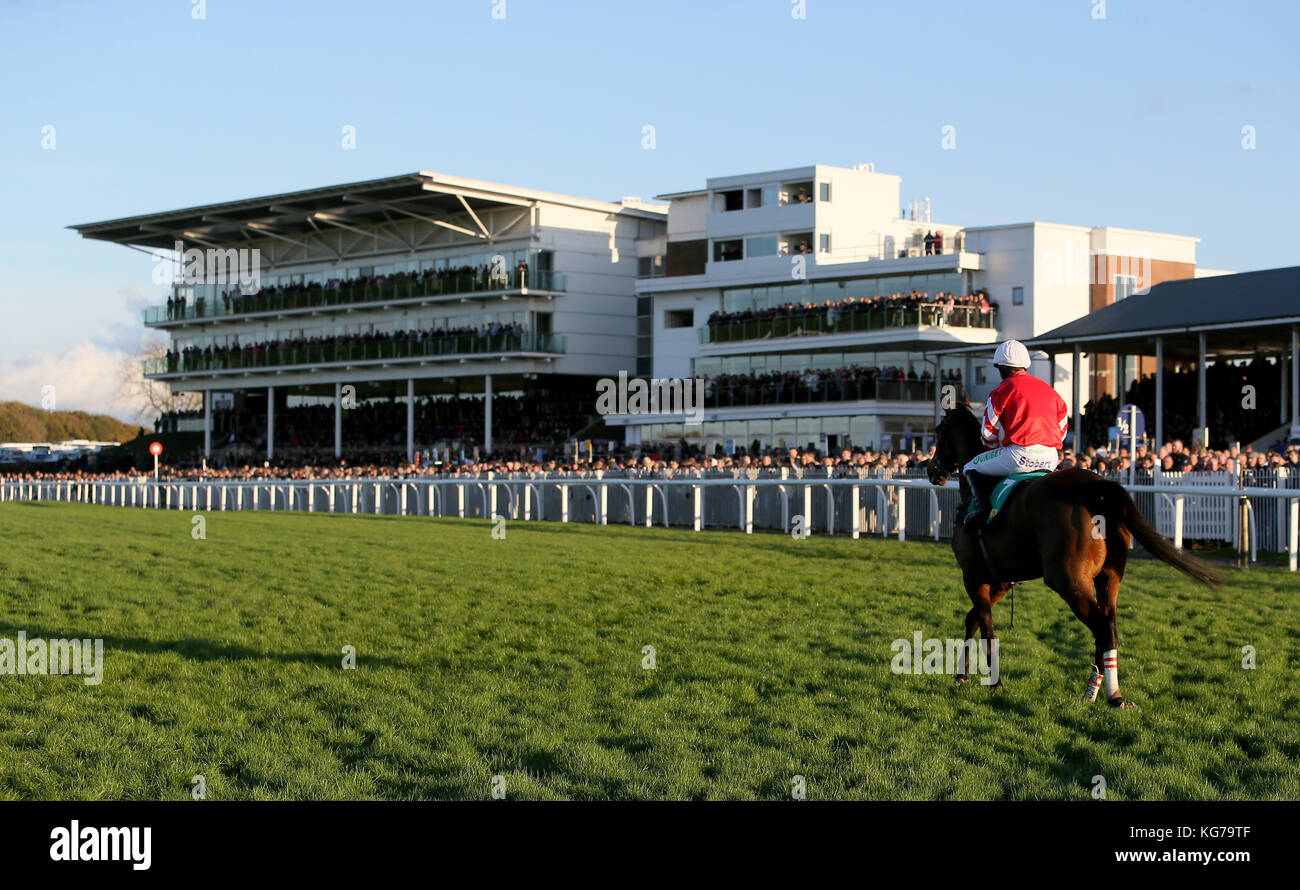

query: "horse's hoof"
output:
990 681 1005 692
1107 696 1137 710
955 675 968 684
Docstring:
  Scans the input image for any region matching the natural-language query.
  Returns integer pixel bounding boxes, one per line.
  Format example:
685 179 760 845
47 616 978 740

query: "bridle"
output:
928 415 962 485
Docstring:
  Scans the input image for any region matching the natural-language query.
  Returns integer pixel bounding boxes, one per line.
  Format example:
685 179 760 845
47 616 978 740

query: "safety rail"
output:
3 476 1295 570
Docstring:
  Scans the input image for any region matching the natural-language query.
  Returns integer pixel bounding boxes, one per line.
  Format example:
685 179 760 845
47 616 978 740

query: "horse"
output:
926 402 1223 708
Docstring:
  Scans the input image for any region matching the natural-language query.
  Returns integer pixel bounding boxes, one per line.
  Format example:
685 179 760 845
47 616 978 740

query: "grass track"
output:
0 502 1296 800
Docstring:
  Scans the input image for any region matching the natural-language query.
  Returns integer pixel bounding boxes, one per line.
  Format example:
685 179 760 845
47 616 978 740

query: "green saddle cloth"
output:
984 471 1050 526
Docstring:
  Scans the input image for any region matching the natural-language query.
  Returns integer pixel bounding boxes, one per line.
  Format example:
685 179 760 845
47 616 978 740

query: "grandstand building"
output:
72 173 666 460
620 163 1214 454
73 163 1220 461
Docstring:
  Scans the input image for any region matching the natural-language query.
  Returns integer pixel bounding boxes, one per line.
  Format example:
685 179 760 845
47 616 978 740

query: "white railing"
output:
4 475 1296 570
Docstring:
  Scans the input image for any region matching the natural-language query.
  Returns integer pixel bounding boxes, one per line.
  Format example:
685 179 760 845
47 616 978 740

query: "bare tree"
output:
115 337 201 422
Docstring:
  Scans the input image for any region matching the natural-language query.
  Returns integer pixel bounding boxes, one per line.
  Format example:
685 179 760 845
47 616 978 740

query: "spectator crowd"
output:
166 322 527 372
705 288 998 332
168 260 532 319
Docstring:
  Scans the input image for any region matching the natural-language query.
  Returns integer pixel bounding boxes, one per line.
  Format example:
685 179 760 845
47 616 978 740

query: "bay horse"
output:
926 402 1223 708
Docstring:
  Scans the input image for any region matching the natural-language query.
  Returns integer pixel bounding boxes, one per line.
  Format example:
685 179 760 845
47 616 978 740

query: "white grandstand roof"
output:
70 171 667 251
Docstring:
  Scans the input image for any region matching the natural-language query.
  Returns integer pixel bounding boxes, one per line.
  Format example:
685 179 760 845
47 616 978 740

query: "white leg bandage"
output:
1101 649 1120 699
1084 664 1103 703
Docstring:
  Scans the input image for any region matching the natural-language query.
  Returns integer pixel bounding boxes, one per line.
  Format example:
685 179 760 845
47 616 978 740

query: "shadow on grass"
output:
0 623 406 668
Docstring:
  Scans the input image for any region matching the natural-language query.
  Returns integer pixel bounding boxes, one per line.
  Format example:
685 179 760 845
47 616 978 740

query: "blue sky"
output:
0 0 1295 419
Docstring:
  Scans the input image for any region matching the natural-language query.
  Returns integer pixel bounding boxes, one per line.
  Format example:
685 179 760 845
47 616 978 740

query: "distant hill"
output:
0 401 143 443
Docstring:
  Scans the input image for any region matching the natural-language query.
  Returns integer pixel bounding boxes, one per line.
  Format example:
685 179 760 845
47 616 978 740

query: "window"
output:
819 182 832 202
781 181 814 205
819 233 832 253
637 255 664 278
713 239 743 262
1012 286 1024 306
664 308 694 329
746 188 763 209
1115 275 1137 301
746 236 777 258
714 190 743 212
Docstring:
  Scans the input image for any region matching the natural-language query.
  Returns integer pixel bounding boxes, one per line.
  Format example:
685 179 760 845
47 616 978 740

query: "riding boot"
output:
962 471 990 531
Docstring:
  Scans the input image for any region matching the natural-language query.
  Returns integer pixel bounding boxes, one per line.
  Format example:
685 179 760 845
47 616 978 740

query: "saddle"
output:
983 471 1050 527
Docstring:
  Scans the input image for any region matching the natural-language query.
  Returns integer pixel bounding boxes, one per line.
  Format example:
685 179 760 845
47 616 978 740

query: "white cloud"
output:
0 341 143 424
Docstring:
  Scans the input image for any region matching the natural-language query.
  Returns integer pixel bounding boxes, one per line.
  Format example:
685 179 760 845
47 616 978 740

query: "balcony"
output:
700 303 998 344
143 269 567 326
144 330 566 377
704 375 940 408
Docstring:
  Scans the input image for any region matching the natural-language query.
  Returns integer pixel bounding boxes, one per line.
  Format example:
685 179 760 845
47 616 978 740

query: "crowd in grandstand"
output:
168 259 531 318
166 322 525 370
705 288 997 329
704 365 959 405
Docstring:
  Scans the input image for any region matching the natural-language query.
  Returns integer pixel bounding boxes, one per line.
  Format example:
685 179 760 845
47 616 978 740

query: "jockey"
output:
962 339 1067 530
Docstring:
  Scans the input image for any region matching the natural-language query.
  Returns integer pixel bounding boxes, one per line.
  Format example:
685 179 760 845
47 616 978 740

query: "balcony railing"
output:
143 270 567 325
704 377 940 408
701 304 997 345
144 330 566 376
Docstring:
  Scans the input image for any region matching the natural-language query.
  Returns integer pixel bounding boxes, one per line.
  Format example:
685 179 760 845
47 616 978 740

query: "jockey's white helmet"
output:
988 339 1032 369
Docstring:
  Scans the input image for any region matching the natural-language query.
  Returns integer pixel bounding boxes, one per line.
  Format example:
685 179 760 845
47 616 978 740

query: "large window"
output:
664 308 694 329
746 236 778 258
713 239 743 262
714 190 744 212
1115 275 1138 301
1012 286 1024 306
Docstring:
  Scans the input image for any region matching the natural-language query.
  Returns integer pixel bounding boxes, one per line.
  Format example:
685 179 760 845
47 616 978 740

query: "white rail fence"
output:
4 474 1298 570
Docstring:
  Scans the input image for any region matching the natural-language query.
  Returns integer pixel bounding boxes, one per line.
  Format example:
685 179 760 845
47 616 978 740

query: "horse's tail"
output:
1095 479 1225 589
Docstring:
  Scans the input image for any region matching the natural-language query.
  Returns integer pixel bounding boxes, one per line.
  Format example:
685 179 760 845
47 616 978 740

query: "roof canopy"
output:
69 171 664 254
1026 266 1300 360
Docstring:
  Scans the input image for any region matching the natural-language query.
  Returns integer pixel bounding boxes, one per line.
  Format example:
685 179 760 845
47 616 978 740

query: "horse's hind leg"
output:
1045 571 1107 706
1093 567 1133 708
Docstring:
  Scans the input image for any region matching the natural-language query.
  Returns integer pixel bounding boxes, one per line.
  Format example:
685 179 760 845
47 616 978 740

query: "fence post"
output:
897 487 907 542
693 485 702 532
561 484 569 523
745 485 755 535
1290 498 1298 572
645 484 654 527
851 486 861 539
1174 495 1184 550
599 484 608 525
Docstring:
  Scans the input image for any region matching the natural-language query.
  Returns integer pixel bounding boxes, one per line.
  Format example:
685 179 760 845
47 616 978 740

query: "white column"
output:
1282 350 1289 426
1197 333 1208 431
484 374 493 456
266 385 275 462
1072 345 1082 452
1155 336 1164 448
334 381 343 459
406 378 415 464
1292 327 1299 429
203 390 212 458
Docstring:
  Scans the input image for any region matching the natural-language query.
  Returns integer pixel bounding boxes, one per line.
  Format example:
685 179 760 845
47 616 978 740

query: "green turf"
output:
0 502 1296 800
